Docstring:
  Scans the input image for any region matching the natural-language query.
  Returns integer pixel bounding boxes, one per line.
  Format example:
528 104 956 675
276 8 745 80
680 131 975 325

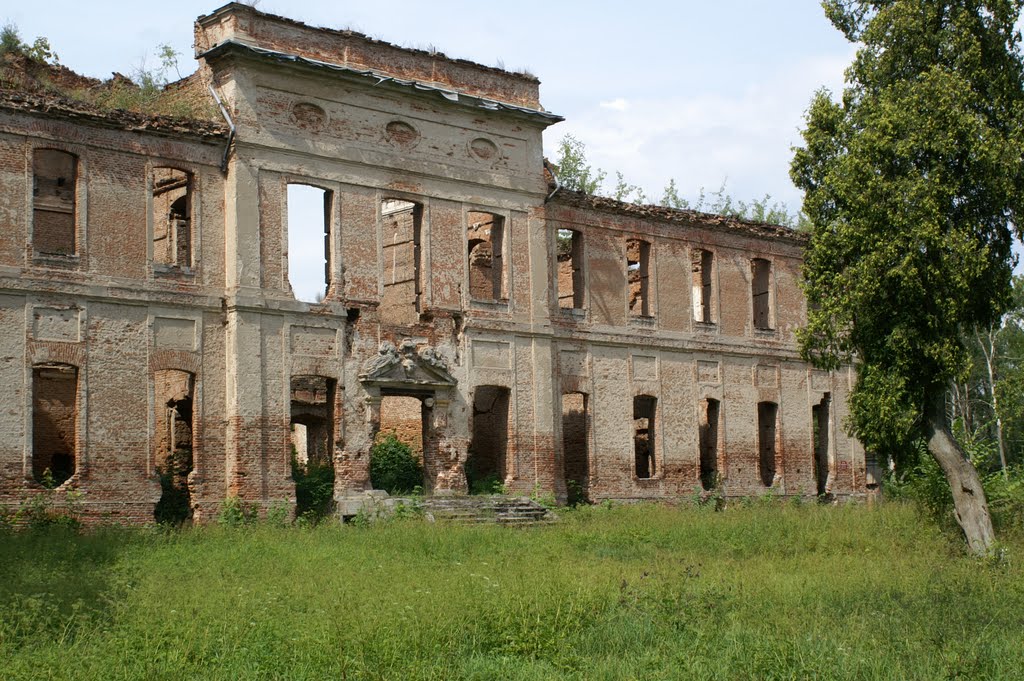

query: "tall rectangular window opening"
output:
562 392 589 504
557 228 584 310
381 199 424 324
152 167 193 270
627 239 651 317
32 363 78 487
813 393 831 496
752 258 772 330
757 401 778 487
692 249 713 323
33 149 77 256
633 395 657 479
468 211 506 302
699 398 720 490
287 183 332 303
154 369 195 522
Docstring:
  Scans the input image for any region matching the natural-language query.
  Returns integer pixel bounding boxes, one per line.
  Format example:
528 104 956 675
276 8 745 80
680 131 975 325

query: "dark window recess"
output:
700 398 720 490
33 149 77 256
152 167 193 269
752 258 772 330
627 239 651 317
634 395 657 479
758 401 778 486
468 212 506 302
692 249 713 323
32 363 78 486
557 228 584 310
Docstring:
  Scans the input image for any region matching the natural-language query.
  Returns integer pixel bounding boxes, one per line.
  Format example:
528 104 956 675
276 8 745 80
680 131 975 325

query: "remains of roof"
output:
551 188 809 244
0 89 229 139
199 40 564 125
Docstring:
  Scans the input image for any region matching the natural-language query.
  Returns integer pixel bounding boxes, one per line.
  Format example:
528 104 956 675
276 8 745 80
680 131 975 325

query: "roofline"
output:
199 40 564 125
0 89 229 141
196 3 541 85
549 189 809 245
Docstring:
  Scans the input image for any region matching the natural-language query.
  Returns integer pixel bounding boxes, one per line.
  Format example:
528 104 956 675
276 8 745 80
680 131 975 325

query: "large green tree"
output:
792 0 1024 554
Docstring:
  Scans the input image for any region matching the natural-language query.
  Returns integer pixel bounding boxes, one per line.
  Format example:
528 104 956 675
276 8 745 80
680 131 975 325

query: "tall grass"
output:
1 502 1022 680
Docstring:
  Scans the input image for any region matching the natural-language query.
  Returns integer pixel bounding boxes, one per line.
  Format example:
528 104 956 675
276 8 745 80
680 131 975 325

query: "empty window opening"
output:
699 398 720 491
381 199 424 324
557 228 584 310
152 167 193 270
626 239 651 317
154 369 194 523
692 249 714 323
752 258 772 330
465 386 510 494
290 376 337 518
634 395 657 479
287 184 332 303
32 364 78 487
758 401 778 487
468 211 506 302
33 149 77 256
813 393 831 496
562 392 589 504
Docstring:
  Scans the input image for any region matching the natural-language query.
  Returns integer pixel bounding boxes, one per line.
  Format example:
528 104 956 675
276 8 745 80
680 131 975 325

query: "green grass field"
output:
1 502 1022 680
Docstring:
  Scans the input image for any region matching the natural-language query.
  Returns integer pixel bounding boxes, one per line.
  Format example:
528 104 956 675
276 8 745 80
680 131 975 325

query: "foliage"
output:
216 496 259 527
2 504 1024 678
553 134 606 195
0 23 58 64
369 434 423 495
291 453 335 523
553 134 804 226
791 1 1024 462
952 274 1024 473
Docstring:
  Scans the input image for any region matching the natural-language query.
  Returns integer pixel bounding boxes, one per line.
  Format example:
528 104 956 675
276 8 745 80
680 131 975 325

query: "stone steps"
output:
422 495 556 525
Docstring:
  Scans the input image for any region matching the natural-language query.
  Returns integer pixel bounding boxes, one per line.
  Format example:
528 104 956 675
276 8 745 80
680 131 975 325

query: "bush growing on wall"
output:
370 435 422 495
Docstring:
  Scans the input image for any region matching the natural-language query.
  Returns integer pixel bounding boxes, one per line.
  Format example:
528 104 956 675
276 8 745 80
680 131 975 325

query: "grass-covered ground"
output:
1 501 1022 680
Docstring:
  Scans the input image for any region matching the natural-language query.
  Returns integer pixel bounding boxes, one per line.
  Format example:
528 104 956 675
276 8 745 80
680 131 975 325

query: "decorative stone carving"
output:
385 120 420 149
360 340 456 388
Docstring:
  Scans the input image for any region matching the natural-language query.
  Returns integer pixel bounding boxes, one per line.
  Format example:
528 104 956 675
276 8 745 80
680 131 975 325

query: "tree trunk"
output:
924 395 996 556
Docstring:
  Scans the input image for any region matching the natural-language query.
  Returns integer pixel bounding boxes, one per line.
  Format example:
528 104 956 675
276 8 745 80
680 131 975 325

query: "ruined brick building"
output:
0 4 873 523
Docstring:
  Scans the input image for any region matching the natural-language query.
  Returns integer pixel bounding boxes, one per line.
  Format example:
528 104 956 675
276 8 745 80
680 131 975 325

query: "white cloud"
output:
599 98 629 111
545 49 855 210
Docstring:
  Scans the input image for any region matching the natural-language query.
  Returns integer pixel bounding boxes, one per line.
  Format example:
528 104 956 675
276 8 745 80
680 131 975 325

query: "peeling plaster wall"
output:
0 4 868 523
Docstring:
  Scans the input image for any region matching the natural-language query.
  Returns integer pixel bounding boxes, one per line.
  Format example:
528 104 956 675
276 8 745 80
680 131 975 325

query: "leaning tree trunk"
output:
924 395 996 556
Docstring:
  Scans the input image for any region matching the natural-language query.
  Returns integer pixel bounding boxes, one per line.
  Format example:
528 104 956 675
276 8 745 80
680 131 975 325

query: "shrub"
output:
217 496 259 527
291 454 335 523
369 435 422 495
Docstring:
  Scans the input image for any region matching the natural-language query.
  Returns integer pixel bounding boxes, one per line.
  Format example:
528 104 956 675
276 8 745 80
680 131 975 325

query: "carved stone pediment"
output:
360 340 456 389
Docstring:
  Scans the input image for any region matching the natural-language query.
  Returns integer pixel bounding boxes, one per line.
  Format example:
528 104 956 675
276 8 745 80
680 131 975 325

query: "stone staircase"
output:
422 495 556 525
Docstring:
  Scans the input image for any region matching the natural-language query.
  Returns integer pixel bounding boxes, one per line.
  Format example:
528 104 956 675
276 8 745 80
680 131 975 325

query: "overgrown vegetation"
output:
291 452 335 523
369 434 423 495
0 23 216 120
553 134 807 228
1 503 1022 679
